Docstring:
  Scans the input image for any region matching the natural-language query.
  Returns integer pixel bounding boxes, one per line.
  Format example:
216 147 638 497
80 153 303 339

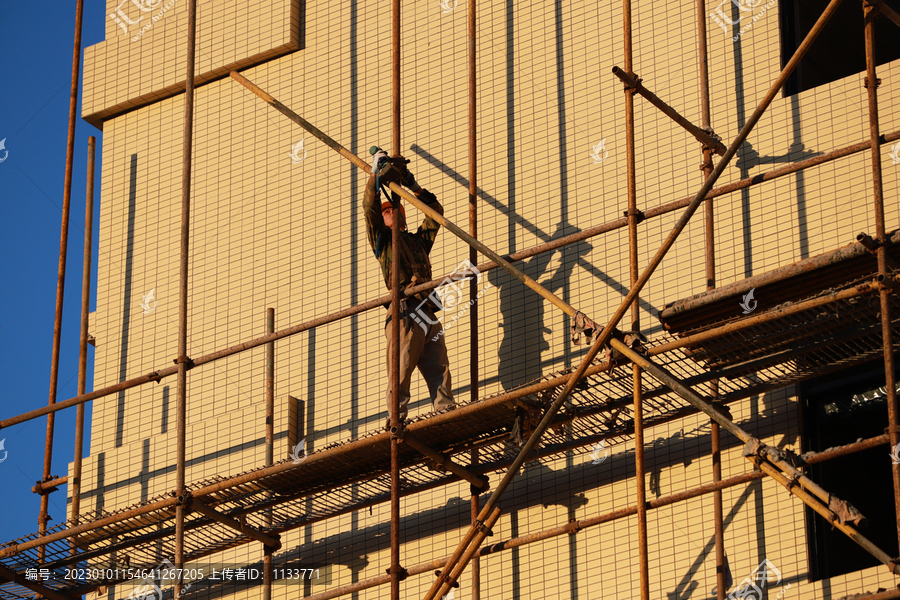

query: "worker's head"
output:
381 201 407 231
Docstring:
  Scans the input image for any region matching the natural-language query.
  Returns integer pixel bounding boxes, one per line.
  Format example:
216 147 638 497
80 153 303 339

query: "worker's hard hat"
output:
381 202 406 218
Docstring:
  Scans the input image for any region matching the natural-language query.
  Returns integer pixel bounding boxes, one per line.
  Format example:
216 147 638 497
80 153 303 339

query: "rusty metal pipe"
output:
389 4 402 596
265 309 274 468
190 499 281 548
72 136 94 536
435 507 501 600
864 0 900 552
32 476 68 494
39 0 85 559
612 67 727 156
404 436 487 490
174 0 199 596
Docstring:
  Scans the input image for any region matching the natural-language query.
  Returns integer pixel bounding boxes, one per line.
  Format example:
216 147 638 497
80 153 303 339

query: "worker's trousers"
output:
384 308 455 423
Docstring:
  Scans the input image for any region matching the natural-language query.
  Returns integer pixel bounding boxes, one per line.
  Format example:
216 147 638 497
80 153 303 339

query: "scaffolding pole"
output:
863 0 900 552
389 0 404 596
174 0 198 595
467 1 481 595
71 136 95 538
621 0 649 593
39 0 85 560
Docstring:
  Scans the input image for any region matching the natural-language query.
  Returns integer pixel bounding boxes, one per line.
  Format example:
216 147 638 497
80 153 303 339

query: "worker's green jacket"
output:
363 175 443 301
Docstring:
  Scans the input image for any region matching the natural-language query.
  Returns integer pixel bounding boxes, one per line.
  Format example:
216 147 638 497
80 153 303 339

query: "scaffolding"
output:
2 0 900 598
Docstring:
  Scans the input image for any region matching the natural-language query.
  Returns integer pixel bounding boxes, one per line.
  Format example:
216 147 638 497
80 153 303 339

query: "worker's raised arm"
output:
414 189 442 252
362 171 385 255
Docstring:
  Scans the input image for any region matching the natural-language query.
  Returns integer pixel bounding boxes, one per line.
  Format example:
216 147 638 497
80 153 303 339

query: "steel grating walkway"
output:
1 236 898 599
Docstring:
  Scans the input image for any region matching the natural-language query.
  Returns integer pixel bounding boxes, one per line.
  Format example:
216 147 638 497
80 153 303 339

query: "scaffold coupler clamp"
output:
565 518 582 536
385 566 409 581
433 570 460 588
173 355 195 370
701 128 722 154
878 273 900 294
623 207 645 224
148 370 163 383
473 517 494 537
389 420 406 439
173 489 193 508
471 475 490 496
623 71 641 94
740 437 765 469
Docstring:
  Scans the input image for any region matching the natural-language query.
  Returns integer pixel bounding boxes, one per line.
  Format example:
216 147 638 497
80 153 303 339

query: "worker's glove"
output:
419 189 437 205
371 150 389 175
402 168 421 193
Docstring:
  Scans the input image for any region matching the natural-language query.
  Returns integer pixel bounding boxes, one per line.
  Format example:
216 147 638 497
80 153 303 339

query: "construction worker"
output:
364 148 455 427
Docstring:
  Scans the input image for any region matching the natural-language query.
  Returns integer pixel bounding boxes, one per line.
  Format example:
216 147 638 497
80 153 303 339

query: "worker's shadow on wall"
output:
489 222 593 391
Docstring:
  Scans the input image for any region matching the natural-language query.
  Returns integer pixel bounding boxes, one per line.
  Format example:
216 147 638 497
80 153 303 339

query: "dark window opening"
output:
780 0 900 96
802 361 899 581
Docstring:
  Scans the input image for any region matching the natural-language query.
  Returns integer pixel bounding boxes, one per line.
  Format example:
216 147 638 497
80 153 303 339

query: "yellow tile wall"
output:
73 0 900 597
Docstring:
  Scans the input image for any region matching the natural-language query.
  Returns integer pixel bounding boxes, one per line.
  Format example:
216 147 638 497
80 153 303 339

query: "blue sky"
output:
0 0 107 547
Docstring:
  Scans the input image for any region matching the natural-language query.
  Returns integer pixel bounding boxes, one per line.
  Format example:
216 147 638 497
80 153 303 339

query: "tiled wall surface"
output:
72 0 900 597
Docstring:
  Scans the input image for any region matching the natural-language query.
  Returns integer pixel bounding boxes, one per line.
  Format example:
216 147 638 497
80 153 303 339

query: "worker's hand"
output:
402 168 420 192
371 150 389 176
419 189 437 205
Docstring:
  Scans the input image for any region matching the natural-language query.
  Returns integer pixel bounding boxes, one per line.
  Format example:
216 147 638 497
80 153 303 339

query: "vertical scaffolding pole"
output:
71 136 95 538
39 0 85 559
174 0 198 595
863 0 900 550
622 0 649 597
263 308 275 600
696 0 726 595
468 0 481 597
390 0 403 598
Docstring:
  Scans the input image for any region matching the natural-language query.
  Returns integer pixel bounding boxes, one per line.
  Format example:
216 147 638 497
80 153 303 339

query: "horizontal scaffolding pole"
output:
0 564 75 600
3 121 897 433
302 433 890 600
190 499 281 549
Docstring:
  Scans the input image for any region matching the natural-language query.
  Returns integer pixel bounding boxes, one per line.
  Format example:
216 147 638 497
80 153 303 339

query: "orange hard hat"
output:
381 202 406 218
